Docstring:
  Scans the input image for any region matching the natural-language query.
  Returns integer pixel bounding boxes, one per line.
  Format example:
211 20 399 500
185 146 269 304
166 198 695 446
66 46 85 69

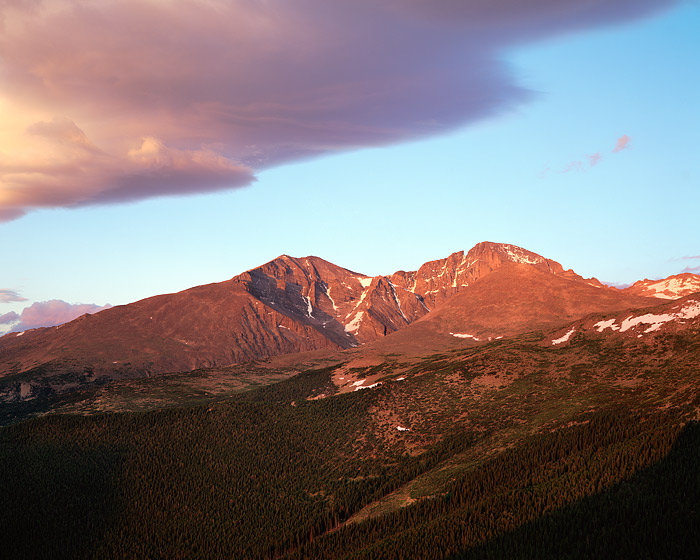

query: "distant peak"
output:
623 272 700 300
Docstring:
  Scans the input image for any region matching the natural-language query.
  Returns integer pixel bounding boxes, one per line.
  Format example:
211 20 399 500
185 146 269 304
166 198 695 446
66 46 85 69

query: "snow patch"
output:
552 327 575 345
358 276 372 288
346 287 369 318
301 294 313 318
278 325 290 330
450 332 480 340
325 285 338 312
395 377 406 381
15 331 25 337
345 312 364 333
396 426 410 432
595 301 700 335
502 244 544 265
355 382 382 391
388 281 408 322
594 319 619 332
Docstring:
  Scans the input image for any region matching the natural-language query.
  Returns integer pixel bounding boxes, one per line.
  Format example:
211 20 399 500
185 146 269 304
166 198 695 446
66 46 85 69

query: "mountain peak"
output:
623 272 700 300
388 241 567 309
467 241 564 272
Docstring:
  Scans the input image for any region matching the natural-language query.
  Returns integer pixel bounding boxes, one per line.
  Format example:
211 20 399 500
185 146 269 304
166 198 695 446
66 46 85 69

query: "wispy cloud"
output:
562 160 584 173
673 255 700 261
613 134 631 152
587 152 602 167
0 1 679 219
1 300 111 333
0 289 28 303
549 134 633 175
667 256 700 274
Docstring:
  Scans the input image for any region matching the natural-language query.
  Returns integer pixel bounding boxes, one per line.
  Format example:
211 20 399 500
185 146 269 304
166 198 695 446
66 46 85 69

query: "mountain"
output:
3 244 700 559
350 261 656 361
621 272 700 299
0 242 666 402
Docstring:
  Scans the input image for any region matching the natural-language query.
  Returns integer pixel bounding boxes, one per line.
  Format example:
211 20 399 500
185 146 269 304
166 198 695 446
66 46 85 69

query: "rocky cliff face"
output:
235 254 431 345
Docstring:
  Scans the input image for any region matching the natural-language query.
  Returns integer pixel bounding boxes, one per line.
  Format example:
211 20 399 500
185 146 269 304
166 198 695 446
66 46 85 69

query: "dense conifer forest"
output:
3 357 699 559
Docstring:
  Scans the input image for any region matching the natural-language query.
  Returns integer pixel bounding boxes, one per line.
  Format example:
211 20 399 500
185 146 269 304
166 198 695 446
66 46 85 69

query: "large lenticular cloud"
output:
0 0 679 220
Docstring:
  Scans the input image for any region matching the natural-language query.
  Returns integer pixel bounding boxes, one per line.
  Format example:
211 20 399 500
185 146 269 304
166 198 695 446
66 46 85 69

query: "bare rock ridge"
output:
1 241 697 402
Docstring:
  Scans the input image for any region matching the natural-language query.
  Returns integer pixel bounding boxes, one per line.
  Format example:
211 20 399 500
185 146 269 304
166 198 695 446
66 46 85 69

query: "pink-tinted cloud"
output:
550 134 631 175
675 255 700 261
587 153 602 167
601 280 633 289
0 1 678 219
0 289 28 303
562 160 584 173
682 265 700 274
4 300 112 333
613 134 631 152
0 311 20 325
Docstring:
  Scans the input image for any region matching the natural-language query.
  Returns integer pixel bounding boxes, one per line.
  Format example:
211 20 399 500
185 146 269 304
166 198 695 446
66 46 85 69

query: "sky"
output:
1 0 699 334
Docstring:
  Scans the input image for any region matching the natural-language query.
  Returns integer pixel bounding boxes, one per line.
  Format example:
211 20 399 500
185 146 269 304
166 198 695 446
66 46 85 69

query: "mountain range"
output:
1 241 698 404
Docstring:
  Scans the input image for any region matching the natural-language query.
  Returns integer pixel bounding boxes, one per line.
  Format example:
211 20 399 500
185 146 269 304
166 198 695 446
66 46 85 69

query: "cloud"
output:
601 280 633 289
587 153 602 167
0 0 679 219
2 300 111 333
0 288 28 303
0 311 20 325
674 255 700 261
550 133 632 175
613 134 631 152
666 256 700 274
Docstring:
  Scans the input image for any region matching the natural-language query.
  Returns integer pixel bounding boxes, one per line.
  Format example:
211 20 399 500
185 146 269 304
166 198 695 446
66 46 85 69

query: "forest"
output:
3 358 700 559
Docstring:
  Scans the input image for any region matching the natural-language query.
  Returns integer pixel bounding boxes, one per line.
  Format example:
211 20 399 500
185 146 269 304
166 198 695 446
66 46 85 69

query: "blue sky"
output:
1 0 698 333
